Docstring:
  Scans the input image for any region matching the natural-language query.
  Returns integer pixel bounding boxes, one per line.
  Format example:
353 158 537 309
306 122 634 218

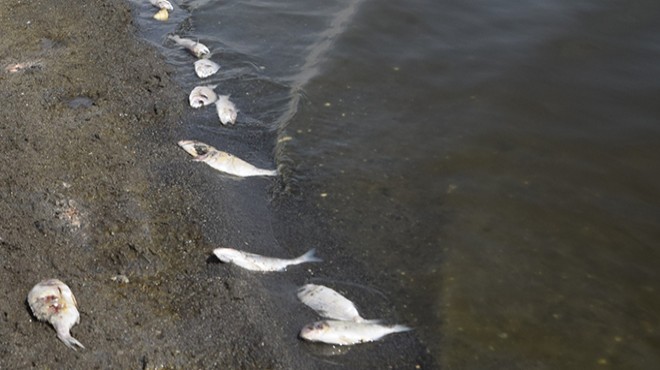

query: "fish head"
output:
299 320 331 342
190 98 204 108
194 44 210 58
178 140 211 157
213 248 242 263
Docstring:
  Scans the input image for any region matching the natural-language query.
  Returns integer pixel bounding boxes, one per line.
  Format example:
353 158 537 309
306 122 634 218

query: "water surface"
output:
137 0 660 368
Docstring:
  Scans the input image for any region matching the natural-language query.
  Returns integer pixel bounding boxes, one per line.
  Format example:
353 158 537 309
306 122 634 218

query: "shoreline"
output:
0 0 433 368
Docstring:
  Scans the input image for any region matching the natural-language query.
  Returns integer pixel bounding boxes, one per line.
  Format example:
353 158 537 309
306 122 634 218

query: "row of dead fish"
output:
26 248 409 349
155 2 276 177
154 0 411 346
23 0 407 351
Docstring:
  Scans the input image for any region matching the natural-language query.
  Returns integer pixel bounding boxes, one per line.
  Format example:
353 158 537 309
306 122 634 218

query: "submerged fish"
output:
153 8 169 21
189 85 218 108
297 284 372 322
213 248 322 272
150 0 173 11
194 59 220 79
168 35 210 58
215 95 238 125
27 279 85 350
178 140 277 177
299 320 411 345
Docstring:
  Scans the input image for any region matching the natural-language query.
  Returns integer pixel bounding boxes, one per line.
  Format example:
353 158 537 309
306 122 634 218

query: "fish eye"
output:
194 145 208 155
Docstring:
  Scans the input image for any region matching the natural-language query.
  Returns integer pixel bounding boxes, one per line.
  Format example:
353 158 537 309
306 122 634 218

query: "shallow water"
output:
135 0 660 368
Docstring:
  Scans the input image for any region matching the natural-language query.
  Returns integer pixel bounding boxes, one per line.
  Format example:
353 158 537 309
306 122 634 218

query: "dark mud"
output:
0 0 433 368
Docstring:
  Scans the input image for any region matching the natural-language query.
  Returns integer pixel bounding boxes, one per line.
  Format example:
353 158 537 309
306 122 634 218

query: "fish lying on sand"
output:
194 59 220 78
213 248 321 272
299 320 411 345
189 85 218 108
178 140 277 177
215 95 238 125
27 279 85 350
5 60 43 73
150 0 173 10
168 35 210 58
297 284 373 323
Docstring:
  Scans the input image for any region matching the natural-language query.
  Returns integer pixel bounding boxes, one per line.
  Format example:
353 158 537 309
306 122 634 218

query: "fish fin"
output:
358 318 383 325
298 248 322 263
338 336 354 345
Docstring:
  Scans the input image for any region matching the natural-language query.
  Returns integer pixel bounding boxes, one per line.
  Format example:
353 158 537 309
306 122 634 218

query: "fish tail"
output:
259 169 278 177
390 324 413 333
298 248 322 264
57 332 85 350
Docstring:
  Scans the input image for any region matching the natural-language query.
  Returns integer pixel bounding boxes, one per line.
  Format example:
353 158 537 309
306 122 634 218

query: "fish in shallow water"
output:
168 35 210 58
27 279 85 350
299 320 411 345
153 8 169 21
215 95 238 125
189 85 218 108
194 59 220 78
297 284 373 322
178 140 277 177
213 248 321 272
150 0 173 10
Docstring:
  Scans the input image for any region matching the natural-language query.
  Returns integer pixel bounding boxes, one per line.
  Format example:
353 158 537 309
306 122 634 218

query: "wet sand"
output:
0 0 433 368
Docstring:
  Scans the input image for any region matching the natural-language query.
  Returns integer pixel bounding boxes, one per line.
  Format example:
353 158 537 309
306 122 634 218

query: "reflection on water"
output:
140 0 660 367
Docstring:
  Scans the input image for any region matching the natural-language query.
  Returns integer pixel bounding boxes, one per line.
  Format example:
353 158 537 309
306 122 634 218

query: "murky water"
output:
135 0 660 368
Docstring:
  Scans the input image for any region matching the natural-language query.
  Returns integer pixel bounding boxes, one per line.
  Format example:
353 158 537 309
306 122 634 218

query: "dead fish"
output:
194 59 220 79
189 85 218 108
168 35 210 58
5 60 43 73
299 320 411 345
27 279 85 350
297 284 373 323
178 140 277 177
150 0 173 11
213 248 321 272
215 95 238 125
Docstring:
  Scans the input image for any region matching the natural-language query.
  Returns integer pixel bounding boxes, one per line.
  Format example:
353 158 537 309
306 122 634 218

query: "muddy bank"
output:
0 0 432 368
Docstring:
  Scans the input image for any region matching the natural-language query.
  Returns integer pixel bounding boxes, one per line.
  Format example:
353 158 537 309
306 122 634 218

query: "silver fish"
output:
213 248 321 272
215 95 238 125
297 284 373 323
150 0 173 11
194 59 220 79
27 279 85 350
178 140 277 177
189 85 218 108
299 320 411 345
168 35 210 58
